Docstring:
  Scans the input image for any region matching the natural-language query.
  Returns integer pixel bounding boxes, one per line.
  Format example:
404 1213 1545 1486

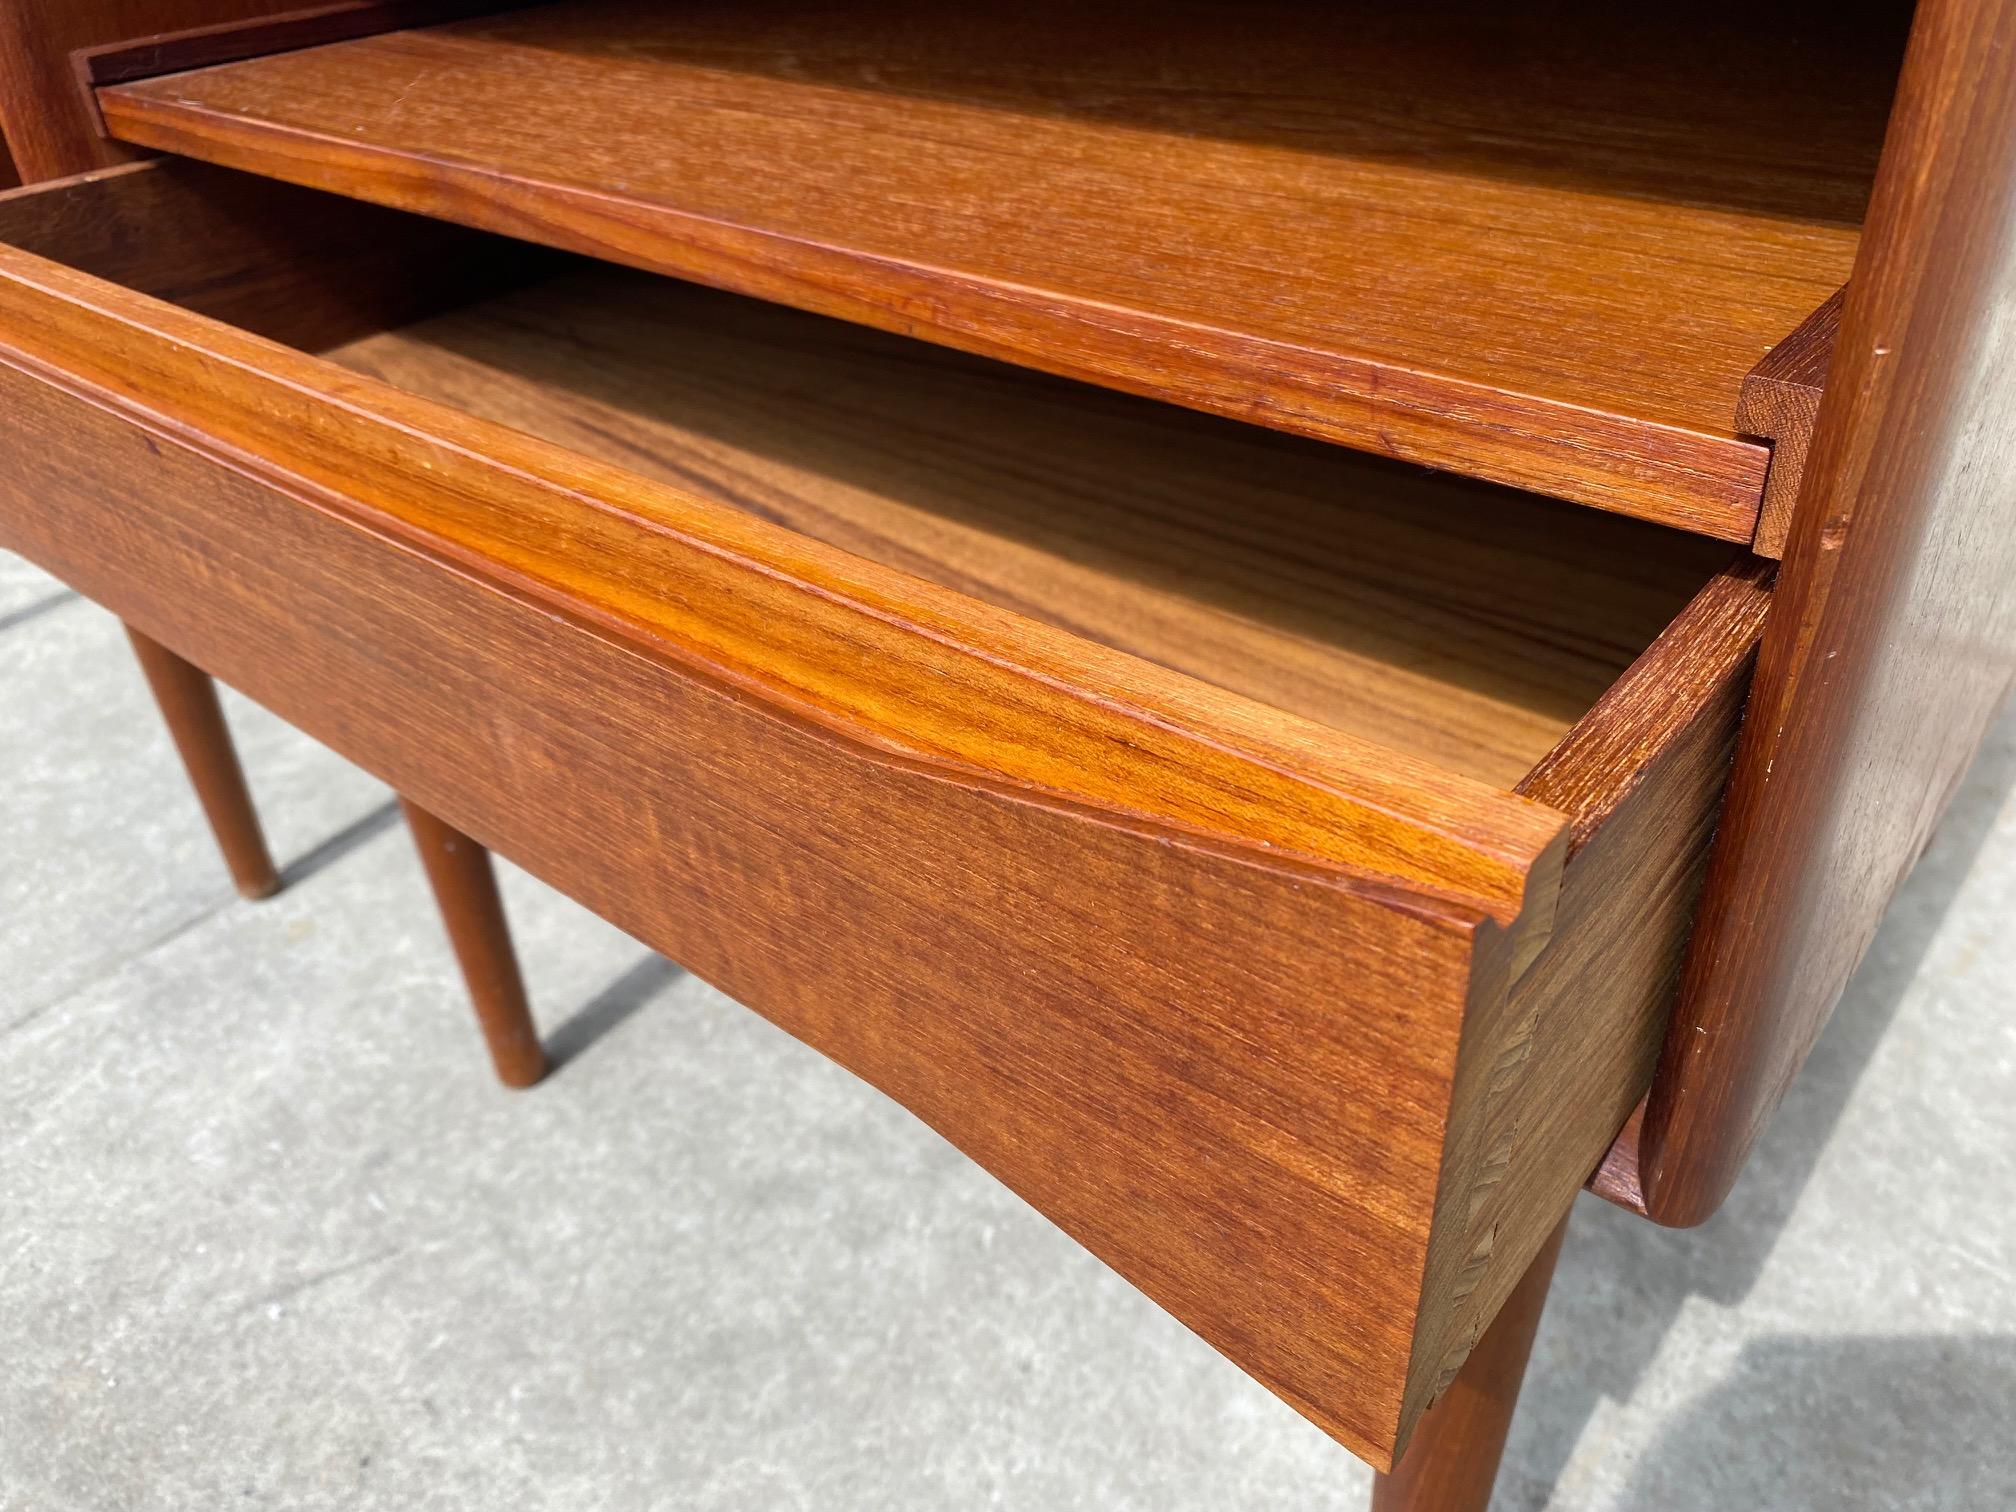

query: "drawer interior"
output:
324 262 1739 795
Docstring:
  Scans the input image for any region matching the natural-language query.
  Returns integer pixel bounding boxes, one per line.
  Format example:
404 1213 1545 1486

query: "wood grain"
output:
1639 0 2016 1226
1737 287 1845 559
0 0 503 181
328 265 1735 791
1588 1101 1648 1213
0 157 549 351
322 260 1765 1430
0 200 1759 1461
1519 560 1776 851
95 0 1906 532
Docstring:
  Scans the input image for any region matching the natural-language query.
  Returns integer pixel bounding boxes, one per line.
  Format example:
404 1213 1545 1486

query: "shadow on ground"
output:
546 952 686 1070
278 797 403 889
1625 1333 2016 1511
1498 701 2016 1509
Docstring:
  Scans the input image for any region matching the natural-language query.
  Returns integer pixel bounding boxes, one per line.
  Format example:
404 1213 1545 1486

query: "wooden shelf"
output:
96 0 1902 539
325 261 1735 791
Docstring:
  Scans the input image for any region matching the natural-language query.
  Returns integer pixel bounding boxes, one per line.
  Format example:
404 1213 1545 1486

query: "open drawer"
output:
0 161 1768 1469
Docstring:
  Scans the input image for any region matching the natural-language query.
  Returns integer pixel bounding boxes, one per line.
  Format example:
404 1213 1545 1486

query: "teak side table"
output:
2 1 2010 1503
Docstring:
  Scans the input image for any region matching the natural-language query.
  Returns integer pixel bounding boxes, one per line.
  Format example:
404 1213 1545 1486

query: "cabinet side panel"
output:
1642 0 2016 1225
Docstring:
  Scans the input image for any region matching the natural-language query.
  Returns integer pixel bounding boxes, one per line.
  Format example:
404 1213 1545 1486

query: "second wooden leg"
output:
1372 1212 1571 1512
400 798 546 1089
125 625 281 901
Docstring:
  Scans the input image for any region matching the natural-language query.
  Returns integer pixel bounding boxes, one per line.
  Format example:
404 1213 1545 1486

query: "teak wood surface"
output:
73 0 514 89
1628 0 2016 1226
0 162 1765 1463
14 0 2016 1494
94 0 1906 536
0 246 1577 930
327 263 1736 792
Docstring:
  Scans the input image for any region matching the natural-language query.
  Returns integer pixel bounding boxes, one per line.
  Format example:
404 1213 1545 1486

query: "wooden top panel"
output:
327 264 1736 791
97 0 1903 534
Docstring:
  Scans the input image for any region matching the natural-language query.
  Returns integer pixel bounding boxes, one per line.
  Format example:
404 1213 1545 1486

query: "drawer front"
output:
0 214 1760 1468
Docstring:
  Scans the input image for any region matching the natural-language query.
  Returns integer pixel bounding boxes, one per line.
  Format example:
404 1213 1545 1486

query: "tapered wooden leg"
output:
399 798 546 1088
125 625 281 901
1372 1213 1570 1512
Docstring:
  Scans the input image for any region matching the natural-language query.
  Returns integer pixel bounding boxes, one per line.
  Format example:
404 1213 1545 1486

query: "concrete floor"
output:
3 548 2012 1511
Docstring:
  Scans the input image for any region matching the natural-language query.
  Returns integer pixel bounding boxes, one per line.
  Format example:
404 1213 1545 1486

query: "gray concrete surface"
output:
3 548 2012 1511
